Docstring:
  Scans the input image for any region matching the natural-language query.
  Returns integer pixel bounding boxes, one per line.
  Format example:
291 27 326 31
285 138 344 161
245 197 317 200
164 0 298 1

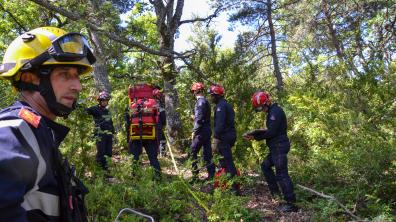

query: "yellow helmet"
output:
0 27 96 80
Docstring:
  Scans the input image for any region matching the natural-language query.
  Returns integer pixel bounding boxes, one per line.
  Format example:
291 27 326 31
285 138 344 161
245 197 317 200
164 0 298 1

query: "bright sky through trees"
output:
120 0 243 51
175 0 238 51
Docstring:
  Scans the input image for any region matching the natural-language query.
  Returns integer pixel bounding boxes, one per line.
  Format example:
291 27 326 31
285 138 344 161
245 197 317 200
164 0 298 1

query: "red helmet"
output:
191 82 205 92
208 84 224 96
97 91 111 101
153 88 163 98
251 91 270 109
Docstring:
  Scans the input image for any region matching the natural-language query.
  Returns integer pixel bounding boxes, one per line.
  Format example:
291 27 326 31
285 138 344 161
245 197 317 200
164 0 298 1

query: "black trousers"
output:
190 134 215 178
261 141 296 202
96 134 113 170
213 138 237 177
129 140 161 174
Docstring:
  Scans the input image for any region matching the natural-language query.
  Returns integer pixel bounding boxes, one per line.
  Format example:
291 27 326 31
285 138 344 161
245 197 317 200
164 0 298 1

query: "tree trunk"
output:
321 0 359 75
87 0 111 93
88 29 112 92
161 51 184 150
152 0 185 150
266 0 283 92
163 71 183 148
322 1 344 61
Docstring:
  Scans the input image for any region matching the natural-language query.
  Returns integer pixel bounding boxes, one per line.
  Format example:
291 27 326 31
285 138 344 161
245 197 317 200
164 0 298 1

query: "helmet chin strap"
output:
99 102 107 108
38 69 75 118
211 94 221 104
263 103 270 112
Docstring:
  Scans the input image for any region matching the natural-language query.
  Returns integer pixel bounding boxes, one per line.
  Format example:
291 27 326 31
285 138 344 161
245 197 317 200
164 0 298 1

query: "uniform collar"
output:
16 100 70 145
196 95 204 100
268 103 278 111
216 97 225 104
43 116 70 146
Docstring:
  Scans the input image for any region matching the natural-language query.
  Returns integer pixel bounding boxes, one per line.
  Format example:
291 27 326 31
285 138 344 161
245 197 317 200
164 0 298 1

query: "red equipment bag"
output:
128 83 155 99
128 84 159 140
214 168 241 191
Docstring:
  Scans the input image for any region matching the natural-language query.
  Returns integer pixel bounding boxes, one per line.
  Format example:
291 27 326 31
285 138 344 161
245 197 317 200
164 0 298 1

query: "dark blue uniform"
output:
86 105 114 170
191 96 215 179
253 103 296 203
0 101 69 221
129 140 161 175
213 98 238 179
124 109 161 176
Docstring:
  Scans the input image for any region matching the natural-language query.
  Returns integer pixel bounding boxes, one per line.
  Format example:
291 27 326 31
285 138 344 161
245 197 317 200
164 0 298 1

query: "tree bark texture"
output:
87 0 112 93
88 29 112 93
266 0 283 92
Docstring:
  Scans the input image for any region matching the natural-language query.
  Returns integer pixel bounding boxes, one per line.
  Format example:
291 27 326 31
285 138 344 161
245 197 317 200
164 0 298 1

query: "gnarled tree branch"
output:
29 0 215 84
179 6 222 26
29 0 169 57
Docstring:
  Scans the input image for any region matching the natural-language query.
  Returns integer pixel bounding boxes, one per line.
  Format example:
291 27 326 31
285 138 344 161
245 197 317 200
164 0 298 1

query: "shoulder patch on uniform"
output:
270 115 276 121
18 108 41 128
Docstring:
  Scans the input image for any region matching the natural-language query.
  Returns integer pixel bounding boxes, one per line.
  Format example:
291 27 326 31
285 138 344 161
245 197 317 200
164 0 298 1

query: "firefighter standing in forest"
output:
125 96 162 178
86 91 115 171
189 82 215 183
243 91 297 212
0 27 95 221
209 84 240 194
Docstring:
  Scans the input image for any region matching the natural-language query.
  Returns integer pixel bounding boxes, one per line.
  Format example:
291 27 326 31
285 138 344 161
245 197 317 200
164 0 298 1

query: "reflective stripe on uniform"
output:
0 119 59 216
0 119 46 182
21 191 60 216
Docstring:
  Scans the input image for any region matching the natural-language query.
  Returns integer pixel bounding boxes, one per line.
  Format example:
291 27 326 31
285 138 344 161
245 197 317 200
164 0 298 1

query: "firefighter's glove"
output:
243 132 254 141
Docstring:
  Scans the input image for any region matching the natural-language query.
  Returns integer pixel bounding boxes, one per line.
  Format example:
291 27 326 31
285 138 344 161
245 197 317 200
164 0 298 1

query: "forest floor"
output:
138 151 314 222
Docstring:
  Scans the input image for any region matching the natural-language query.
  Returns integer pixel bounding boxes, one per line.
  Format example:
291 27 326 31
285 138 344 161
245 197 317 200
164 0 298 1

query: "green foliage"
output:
285 67 396 219
0 0 395 220
208 191 261 221
0 81 17 108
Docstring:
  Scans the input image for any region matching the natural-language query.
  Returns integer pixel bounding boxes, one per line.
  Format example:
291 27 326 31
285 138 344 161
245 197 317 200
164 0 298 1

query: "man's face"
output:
100 99 109 107
50 66 82 108
254 105 269 113
263 105 269 113
193 90 203 97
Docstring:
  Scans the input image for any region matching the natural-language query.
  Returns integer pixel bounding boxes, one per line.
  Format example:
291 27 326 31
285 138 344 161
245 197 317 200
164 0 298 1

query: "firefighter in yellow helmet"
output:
0 27 95 221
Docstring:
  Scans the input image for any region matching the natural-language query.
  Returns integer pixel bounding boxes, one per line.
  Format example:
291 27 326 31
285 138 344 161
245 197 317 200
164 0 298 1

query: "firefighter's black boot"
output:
277 202 298 213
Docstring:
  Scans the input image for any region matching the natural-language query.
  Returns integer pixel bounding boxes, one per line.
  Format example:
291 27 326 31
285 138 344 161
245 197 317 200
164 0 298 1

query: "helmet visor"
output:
52 33 96 64
20 32 96 72
58 34 87 54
